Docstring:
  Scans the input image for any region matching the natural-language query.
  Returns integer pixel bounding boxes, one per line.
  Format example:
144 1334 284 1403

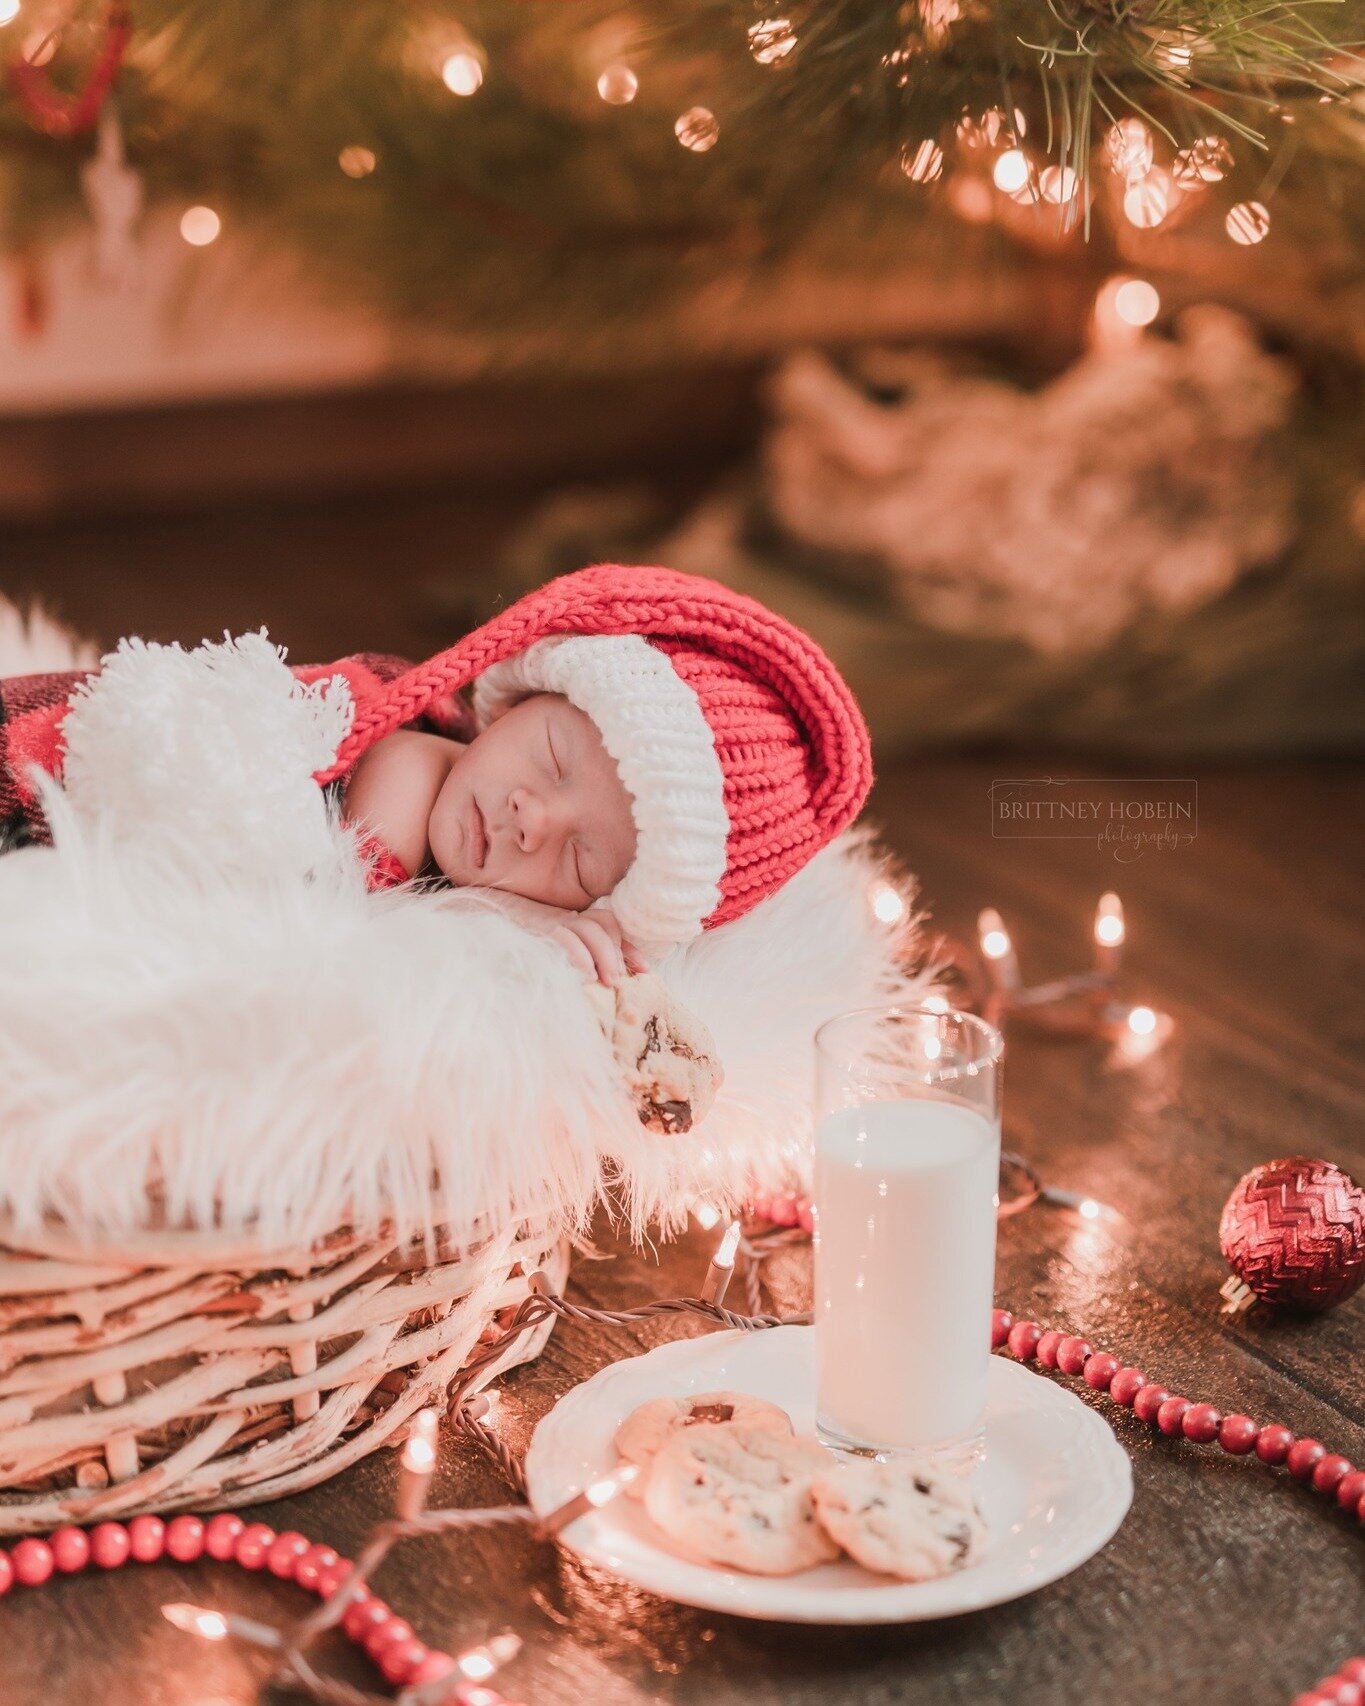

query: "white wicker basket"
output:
0 1215 568 1535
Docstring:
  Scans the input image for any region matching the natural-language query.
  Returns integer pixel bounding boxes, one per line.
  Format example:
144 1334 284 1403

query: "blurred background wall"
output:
0 0 1361 754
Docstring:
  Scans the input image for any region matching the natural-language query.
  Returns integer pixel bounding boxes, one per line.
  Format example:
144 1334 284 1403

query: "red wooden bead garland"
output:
203 1512 244 1561
1288 1439 1327 1481
0 1511 461 1696
1182 1403 1222 1445
11 1539 53 1587
1337 1471 1365 1512
1110 1366 1146 1406
1133 1384 1171 1425
234 1521 275 1569
1217 1413 1258 1454
1257 1423 1295 1465
988 1308 1362 1534
127 1515 165 1563
50 1526 90 1574
90 1521 131 1569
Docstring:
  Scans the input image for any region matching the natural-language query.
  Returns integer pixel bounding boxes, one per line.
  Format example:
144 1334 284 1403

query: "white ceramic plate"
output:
525 1325 1132 1624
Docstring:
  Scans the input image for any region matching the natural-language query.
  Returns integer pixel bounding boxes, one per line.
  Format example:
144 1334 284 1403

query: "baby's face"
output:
428 693 637 909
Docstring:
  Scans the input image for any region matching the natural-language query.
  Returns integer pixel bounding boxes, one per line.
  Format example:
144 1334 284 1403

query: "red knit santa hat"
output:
318 565 873 956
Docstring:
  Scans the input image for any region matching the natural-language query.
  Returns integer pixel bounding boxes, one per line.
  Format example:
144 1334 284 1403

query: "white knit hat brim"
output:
471 634 729 958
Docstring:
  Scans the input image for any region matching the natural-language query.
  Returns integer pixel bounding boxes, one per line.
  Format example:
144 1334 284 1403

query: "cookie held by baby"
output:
588 972 723 1134
612 1393 987 1579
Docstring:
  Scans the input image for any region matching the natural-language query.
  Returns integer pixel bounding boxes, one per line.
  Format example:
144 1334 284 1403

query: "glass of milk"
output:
813 1003 1003 1465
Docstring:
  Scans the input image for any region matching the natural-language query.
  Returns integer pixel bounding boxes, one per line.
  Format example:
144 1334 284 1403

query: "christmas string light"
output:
700 1219 742 1305
975 894 1169 1054
179 204 221 247
595 64 637 105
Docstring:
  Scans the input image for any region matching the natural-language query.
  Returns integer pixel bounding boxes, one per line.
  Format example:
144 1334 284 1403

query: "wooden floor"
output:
0 490 1362 1706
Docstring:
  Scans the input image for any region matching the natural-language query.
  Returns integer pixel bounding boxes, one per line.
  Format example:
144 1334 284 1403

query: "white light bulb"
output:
1124 173 1171 229
596 64 638 104
442 51 484 96
871 881 907 924
1127 1006 1158 1036
982 929 1010 961
179 206 222 247
0 0 20 26
586 1464 639 1505
1039 164 1079 205
992 150 1030 195
1094 892 1128 943
714 1220 742 1266
162 1603 229 1640
1226 200 1271 245
338 145 376 179
675 106 719 152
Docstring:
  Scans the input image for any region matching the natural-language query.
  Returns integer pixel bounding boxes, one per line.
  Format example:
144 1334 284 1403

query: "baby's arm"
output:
343 729 456 877
479 892 646 985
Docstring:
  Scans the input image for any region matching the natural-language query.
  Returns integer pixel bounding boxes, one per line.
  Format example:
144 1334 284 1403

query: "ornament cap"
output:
1218 1274 1257 1316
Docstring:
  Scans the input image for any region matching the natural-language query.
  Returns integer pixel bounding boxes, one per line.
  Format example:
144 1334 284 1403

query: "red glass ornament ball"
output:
991 1309 1013 1348
1256 1423 1294 1466
1343 1661 1365 1685
1133 1385 1171 1426
164 1516 205 1564
90 1522 131 1569
11 1539 53 1587
1109 1367 1146 1407
1312 1454 1353 1497
0 1552 11 1596
1057 1337 1093 1376
1217 1414 1259 1455
1007 1321 1042 1361
380 1638 430 1687
127 1515 165 1563
1083 1353 1120 1391
234 1523 276 1570
204 1513 245 1561
1219 1156 1365 1311
1157 1396 1192 1436
50 1526 91 1574
1035 1330 1064 1369
267 1531 311 1580
1182 1403 1222 1445
1287 1438 1327 1481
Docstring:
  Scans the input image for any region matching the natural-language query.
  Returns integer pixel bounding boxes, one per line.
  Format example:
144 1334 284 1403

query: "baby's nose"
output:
510 787 549 854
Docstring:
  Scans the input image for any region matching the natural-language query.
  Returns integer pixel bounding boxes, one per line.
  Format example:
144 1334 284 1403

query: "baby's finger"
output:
550 925 597 982
622 941 649 975
577 919 627 985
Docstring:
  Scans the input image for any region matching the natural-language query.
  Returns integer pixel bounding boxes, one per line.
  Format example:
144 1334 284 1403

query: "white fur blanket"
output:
0 614 932 1250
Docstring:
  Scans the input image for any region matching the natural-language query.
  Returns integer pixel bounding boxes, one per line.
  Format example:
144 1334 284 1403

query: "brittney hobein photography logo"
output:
990 778 1197 860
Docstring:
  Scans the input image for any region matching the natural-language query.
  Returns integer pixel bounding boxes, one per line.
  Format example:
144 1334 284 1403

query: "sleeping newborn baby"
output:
343 691 644 985
327 565 874 986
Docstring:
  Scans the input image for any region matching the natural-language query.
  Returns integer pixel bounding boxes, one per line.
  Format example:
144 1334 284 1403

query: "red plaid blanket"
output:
0 652 469 879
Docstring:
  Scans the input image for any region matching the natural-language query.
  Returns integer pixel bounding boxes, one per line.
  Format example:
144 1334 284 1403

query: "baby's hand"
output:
550 908 648 986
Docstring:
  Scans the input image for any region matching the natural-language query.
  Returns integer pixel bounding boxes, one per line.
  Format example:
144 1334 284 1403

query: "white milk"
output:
813 1097 999 1454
